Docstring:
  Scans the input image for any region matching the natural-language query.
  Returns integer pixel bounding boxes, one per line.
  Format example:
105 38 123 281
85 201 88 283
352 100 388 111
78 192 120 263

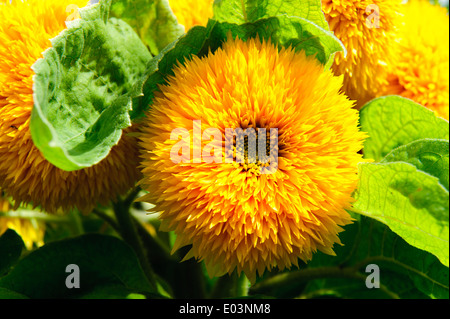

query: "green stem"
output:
210 271 248 298
0 210 71 222
92 209 121 234
68 210 84 236
113 190 157 291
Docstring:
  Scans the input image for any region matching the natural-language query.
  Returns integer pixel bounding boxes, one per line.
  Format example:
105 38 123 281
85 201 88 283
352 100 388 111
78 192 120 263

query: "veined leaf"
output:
382 139 449 191
251 215 449 299
30 3 152 171
353 162 449 267
131 25 211 120
212 0 344 67
213 0 329 30
360 96 449 161
135 16 344 116
206 16 344 65
0 234 159 299
109 0 184 56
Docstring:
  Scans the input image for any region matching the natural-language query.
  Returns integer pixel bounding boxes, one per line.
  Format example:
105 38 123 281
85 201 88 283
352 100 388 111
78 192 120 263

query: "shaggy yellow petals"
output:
381 0 449 120
0 217 45 250
0 0 141 214
168 0 213 30
1 193 45 250
139 37 366 282
322 0 401 107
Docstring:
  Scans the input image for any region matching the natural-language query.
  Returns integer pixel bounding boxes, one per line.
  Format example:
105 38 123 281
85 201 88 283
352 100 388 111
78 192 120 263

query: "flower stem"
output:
210 271 248 298
68 210 84 236
113 189 157 291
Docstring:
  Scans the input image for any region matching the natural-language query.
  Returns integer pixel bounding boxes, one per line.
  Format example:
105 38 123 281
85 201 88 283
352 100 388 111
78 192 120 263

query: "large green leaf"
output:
0 229 24 276
109 0 184 56
213 0 329 30
360 96 449 161
353 162 449 267
250 215 449 299
382 139 449 191
30 3 152 171
0 234 158 299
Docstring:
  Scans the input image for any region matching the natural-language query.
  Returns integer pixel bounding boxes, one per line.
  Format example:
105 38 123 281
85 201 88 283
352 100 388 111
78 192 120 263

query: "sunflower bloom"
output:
0 191 10 213
0 217 45 250
139 37 366 281
168 0 213 30
381 0 449 120
322 0 401 107
0 0 141 214
1 193 45 250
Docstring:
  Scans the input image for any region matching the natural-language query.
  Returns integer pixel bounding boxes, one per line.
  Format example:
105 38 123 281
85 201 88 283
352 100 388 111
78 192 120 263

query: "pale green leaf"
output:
131 25 210 119
382 139 449 191
207 16 344 65
360 96 449 161
109 0 185 56
353 162 449 267
213 0 329 30
31 13 151 171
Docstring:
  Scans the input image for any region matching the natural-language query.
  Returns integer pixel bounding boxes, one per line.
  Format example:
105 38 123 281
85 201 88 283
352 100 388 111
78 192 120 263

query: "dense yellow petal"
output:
1 193 45 250
139 37 367 281
168 0 213 30
322 0 401 107
381 0 449 120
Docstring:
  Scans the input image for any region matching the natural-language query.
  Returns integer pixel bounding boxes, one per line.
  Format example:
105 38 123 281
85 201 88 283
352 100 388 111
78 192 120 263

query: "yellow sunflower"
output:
0 191 10 214
322 0 401 107
0 217 45 250
381 0 449 120
0 0 141 214
139 36 366 282
0 192 45 250
168 0 213 30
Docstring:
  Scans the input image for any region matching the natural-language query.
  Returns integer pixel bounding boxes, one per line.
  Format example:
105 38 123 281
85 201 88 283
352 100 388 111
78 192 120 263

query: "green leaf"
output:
0 234 158 299
251 215 449 299
206 16 344 65
30 7 152 171
109 0 184 56
382 139 449 191
135 16 344 115
0 229 24 276
353 162 449 267
132 25 211 119
212 0 344 67
360 96 449 161
213 0 329 30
